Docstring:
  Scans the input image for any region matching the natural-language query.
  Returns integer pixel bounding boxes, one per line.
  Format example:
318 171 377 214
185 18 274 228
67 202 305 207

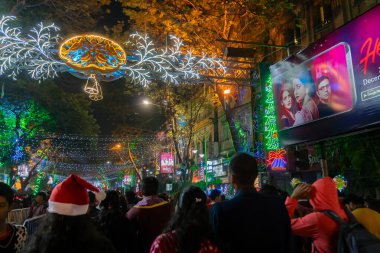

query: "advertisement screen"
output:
160 153 174 173
273 43 355 130
270 5 380 145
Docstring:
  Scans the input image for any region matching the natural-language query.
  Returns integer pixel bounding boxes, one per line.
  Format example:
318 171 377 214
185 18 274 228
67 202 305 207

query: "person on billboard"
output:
279 83 296 128
316 76 335 118
292 70 319 126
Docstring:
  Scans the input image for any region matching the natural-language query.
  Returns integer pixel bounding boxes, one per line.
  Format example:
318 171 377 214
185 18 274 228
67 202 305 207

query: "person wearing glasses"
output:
316 76 335 118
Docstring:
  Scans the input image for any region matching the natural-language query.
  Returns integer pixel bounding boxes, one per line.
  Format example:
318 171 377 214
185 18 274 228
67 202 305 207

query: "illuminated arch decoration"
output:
0 16 226 101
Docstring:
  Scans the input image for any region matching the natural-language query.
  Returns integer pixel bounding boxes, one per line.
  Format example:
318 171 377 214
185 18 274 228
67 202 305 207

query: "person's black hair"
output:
165 186 213 253
98 191 133 253
88 191 96 205
100 191 121 211
229 153 258 186
125 190 138 204
119 194 128 214
260 184 280 198
344 193 364 205
365 197 380 213
209 189 221 201
0 182 14 206
316 75 330 88
24 213 117 253
293 69 316 97
36 192 47 201
141 176 159 196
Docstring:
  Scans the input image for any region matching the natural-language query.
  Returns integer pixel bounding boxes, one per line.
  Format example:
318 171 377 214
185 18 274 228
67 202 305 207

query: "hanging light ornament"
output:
59 34 126 101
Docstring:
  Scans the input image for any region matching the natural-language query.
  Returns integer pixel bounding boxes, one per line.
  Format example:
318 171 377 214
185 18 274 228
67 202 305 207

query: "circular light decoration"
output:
333 175 347 192
59 34 127 101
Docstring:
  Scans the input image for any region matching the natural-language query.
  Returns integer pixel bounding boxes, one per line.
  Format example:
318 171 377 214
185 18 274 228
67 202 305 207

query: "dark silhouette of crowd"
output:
1 153 380 253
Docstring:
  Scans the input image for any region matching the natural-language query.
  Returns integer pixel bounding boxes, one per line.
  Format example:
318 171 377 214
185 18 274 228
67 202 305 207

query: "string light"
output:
261 66 286 171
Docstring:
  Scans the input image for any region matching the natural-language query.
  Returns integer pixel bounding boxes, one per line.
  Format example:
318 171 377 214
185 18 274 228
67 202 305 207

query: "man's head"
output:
141 177 159 197
0 182 14 223
209 189 222 202
229 153 258 189
344 193 364 211
316 76 332 104
35 192 47 204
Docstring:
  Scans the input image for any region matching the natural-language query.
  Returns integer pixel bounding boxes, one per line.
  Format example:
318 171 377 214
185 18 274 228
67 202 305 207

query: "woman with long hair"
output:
292 69 319 126
23 213 116 253
279 83 296 128
150 186 220 253
22 174 116 253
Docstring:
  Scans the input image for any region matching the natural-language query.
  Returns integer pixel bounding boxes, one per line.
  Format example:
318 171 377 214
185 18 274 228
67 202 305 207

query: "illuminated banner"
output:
270 5 380 146
160 153 174 173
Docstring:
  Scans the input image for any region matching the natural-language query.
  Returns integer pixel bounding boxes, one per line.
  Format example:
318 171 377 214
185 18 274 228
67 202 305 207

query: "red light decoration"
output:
266 149 287 171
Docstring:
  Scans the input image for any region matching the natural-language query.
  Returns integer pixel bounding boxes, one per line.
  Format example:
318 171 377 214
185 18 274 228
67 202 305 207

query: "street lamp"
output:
142 99 151 105
199 154 204 158
112 143 122 150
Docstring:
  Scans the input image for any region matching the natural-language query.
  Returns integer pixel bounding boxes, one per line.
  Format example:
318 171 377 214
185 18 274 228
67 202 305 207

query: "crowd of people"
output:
1 153 380 253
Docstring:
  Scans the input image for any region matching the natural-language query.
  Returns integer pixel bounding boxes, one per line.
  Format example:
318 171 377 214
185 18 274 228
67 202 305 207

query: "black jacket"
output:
210 189 290 253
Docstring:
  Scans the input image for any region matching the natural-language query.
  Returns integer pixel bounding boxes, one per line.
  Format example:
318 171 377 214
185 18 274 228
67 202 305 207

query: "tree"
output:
322 132 380 198
146 82 210 182
119 0 294 152
0 96 54 186
0 78 102 188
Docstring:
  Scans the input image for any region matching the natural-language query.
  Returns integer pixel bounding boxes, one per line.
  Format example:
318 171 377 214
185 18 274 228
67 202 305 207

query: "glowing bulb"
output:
223 89 231 95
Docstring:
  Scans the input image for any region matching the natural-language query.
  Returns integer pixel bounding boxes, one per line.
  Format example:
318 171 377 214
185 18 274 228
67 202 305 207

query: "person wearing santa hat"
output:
23 174 117 253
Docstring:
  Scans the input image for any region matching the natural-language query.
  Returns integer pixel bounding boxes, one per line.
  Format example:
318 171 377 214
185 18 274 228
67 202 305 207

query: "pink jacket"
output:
286 177 348 253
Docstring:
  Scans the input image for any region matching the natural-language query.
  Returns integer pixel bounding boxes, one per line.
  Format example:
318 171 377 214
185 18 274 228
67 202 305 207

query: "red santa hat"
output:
48 174 106 216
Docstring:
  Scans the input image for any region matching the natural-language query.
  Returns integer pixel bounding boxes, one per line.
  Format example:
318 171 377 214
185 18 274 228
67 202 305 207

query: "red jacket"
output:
286 177 348 253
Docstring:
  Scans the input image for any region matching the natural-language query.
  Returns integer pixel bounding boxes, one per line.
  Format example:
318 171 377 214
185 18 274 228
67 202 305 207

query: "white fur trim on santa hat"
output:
48 200 89 216
95 190 106 202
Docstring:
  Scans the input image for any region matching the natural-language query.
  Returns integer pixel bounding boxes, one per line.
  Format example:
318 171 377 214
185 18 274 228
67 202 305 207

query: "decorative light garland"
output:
260 64 286 171
0 16 226 101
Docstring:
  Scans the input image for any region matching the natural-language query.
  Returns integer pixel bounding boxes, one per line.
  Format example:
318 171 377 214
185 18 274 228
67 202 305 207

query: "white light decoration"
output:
0 16 65 81
0 16 226 100
122 33 226 86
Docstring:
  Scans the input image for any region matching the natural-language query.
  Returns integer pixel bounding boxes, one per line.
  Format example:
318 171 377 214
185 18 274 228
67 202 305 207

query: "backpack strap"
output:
342 207 359 224
321 209 346 225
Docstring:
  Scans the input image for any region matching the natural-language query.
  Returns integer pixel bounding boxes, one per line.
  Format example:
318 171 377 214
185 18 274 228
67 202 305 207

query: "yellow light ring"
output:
59 34 127 74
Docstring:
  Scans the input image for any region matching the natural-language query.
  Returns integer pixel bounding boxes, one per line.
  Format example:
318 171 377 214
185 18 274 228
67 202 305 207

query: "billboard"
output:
160 153 174 173
270 5 380 146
